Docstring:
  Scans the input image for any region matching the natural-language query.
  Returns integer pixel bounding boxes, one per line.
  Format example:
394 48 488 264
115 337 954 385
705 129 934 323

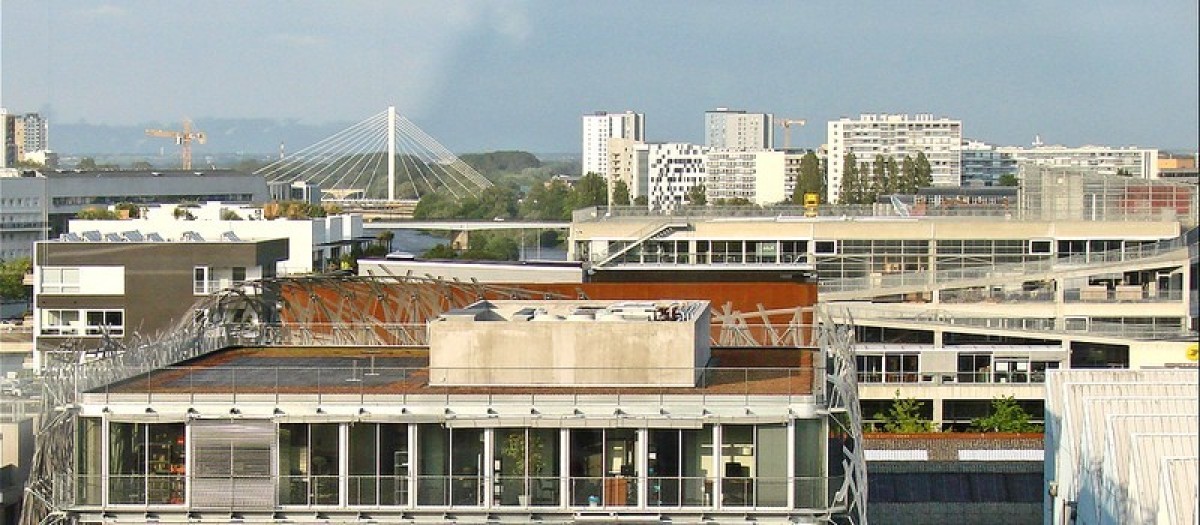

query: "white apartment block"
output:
644 142 709 211
997 144 1159 180
704 108 773 150
826 113 962 203
606 136 644 200
705 149 787 205
581 111 644 178
16 113 48 160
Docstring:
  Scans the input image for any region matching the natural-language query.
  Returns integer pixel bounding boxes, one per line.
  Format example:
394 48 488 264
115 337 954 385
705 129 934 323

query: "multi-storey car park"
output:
568 166 1198 429
20 276 868 525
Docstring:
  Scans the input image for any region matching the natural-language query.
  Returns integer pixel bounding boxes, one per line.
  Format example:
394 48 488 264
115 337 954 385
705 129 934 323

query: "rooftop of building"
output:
96 345 816 397
437 299 707 324
40 168 259 179
48 230 277 243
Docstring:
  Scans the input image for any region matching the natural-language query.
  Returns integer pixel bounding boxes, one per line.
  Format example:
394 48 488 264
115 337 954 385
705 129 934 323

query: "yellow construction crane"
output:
777 118 807 150
146 119 207 170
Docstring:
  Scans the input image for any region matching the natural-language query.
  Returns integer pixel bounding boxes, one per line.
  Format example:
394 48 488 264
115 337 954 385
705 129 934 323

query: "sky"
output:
2 0 1198 154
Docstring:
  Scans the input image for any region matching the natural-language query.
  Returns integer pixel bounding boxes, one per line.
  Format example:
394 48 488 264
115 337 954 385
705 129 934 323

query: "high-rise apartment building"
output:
0 109 14 168
960 139 1017 187
705 149 787 205
997 143 1159 180
581 111 644 178
826 114 962 203
704 108 773 150
15 112 48 160
644 142 708 211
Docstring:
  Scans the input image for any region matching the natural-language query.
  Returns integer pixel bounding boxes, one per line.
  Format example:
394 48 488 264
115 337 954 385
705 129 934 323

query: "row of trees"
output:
838 151 933 205
871 391 1040 433
414 172 611 221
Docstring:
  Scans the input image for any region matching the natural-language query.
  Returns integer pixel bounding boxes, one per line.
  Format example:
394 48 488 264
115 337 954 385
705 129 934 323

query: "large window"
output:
108 422 185 505
417 425 484 506
193 266 212 295
279 423 340 505
648 427 713 507
570 428 638 507
40 267 80 293
957 353 992 383
494 428 560 506
348 423 409 506
77 418 102 505
41 309 124 337
721 424 788 507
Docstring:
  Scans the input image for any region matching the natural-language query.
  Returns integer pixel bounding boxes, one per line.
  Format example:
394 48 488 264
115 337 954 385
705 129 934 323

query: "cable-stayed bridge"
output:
256 107 492 215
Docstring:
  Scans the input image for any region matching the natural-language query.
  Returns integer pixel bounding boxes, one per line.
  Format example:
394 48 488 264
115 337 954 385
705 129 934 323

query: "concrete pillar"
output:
931 394 945 429
451 230 470 250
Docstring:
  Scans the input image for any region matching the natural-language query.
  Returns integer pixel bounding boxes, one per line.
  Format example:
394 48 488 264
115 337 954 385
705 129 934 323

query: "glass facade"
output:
75 419 829 511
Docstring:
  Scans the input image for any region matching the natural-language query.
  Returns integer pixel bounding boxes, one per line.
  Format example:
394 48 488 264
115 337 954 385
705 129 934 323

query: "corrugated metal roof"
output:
1051 380 1198 499
1120 434 1198 525
1157 457 1198 525
1077 413 1199 525
1043 369 1200 524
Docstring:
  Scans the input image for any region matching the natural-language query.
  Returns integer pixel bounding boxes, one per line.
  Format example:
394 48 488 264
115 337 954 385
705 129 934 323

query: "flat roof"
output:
101 345 815 396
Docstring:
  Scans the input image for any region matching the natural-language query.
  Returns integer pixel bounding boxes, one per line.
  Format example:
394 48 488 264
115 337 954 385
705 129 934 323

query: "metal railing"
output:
70 474 840 511
83 364 817 403
837 305 1195 340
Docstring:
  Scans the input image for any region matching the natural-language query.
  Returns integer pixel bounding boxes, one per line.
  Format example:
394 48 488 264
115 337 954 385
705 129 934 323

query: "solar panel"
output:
122 230 144 242
81 231 102 242
220 231 242 242
145 233 165 242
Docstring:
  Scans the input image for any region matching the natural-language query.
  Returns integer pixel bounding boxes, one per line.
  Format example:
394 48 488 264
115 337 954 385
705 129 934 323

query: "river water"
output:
385 228 568 261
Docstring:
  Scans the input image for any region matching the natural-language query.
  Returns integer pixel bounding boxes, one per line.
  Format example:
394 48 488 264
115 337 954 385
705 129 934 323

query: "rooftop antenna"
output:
279 141 285 160
1032 134 1044 148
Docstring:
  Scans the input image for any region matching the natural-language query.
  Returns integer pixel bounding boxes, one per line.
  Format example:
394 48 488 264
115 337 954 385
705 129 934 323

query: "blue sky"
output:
2 1 1197 153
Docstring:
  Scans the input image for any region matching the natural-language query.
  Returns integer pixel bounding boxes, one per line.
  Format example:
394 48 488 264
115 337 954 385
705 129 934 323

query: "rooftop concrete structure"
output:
429 300 711 387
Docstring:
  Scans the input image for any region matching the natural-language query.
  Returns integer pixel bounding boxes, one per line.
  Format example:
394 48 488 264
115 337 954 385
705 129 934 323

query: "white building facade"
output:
998 144 1159 180
705 149 787 205
704 109 773 150
826 113 963 203
65 202 366 274
644 143 709 212
581 111 644 179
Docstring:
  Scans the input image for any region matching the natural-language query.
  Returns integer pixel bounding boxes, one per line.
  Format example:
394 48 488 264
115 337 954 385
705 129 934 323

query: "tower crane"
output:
777 118 807 150
146 119 207 170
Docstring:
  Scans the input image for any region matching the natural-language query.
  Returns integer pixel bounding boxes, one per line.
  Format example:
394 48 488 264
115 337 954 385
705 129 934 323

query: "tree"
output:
884 157 900 195
838 152 860 204
998 173 1019 187
634 195 648 207
970 396 1041 433
792 151 823 203
220 209 243 220
0 258 32 300
375 230 395 251
914 151 933 188
873 390 934 433
76 207 119 220
131 160 153 170
611 180 631 206
899 155 918 194
872 154 888 202
423 244 458 259
687 184 707 206
78 157 98 170
568 173 608 210
115 202 141 218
